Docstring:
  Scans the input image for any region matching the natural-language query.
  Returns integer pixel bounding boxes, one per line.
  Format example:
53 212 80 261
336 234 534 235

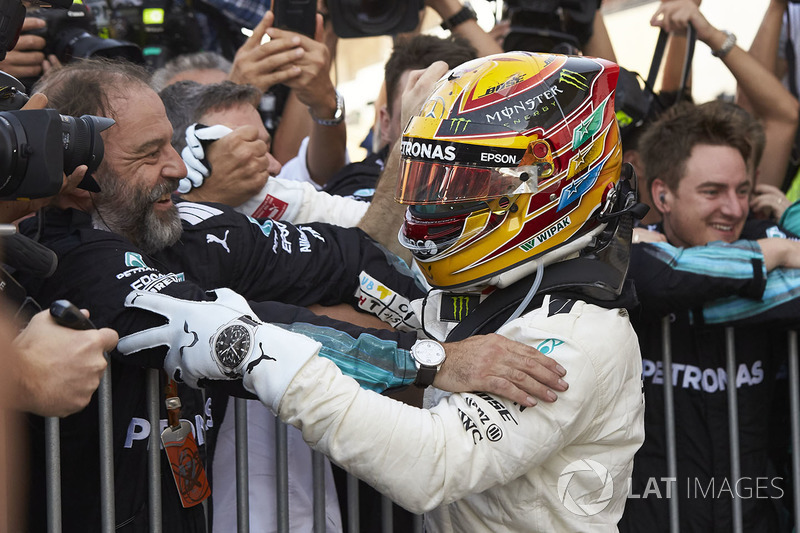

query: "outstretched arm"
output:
651 0 799 188
128 293 637 518
632 234 800 324
738 0 788 104
266 14 347 185
118 290 569 407
582 10 617 62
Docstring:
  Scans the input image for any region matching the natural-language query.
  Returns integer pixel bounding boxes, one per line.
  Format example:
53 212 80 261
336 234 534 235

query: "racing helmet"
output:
396 51 623 289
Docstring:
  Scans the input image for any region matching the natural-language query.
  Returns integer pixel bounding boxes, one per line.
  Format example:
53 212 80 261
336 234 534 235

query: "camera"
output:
0 0 25 62
502 0 600 54
273 0 317 38
0 72 114 200
108 0 204 71
327 0 425 38
26 2 143 66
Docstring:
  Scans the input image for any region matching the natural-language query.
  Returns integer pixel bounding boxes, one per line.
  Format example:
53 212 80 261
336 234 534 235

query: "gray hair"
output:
149 51 233 92
159 80 261 151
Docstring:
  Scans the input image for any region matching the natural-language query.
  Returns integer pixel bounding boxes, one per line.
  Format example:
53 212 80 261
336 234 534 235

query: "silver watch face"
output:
214 324 251 369
413 340 446 366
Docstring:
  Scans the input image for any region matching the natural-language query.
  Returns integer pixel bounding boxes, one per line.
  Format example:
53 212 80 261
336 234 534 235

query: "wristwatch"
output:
211 316 259 377
711 30 736 59
440 4 477 31
309 91 345 126
411 339 446 387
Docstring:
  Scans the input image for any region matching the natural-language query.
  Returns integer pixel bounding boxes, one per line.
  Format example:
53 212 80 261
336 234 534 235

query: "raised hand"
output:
228 11 307 92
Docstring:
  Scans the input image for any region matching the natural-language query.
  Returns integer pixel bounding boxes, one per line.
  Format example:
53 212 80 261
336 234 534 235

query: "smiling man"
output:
647 103 757 248
619 100 800 532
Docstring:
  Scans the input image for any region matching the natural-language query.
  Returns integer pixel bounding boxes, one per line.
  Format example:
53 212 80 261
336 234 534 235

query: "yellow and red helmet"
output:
396 51 623 289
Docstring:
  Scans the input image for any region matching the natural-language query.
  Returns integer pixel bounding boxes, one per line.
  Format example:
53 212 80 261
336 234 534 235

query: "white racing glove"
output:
179 123 234 194
117 288 322 410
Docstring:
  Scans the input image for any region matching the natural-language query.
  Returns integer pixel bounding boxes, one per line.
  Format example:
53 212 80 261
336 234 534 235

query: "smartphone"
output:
272 0 317 38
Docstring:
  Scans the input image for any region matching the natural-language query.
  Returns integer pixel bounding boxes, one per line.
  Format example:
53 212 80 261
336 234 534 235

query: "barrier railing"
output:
45 323 798 532
656 318 800 533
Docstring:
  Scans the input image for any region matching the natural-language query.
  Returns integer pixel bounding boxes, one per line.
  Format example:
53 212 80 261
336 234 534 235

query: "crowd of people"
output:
2 0 800 532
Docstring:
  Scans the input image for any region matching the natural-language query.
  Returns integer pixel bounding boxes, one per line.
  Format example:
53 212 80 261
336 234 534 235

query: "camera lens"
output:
329 0 423 38
61 114 115 176
0 110 114 199
350 0 406 32
0 112 29 195
53 27 144 65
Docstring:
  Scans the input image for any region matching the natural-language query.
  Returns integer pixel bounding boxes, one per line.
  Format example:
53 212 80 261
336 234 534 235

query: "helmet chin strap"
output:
501 258 543 327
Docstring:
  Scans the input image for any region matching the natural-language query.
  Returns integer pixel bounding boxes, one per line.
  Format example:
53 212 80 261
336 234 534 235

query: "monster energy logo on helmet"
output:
448 118 471 134
559 69 589 91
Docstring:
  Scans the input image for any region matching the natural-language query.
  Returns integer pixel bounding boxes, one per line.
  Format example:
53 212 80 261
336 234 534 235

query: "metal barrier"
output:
789 331 800 533
42 370 424 533
45 322 800 532
657 318 800 533
659 317 679 533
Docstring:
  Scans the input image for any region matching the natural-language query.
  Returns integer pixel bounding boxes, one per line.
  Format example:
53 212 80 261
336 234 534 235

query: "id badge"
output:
161 420 211 507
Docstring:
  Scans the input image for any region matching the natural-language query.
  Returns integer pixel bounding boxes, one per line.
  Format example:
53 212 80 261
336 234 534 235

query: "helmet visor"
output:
395 159 539 205
398 199 513 258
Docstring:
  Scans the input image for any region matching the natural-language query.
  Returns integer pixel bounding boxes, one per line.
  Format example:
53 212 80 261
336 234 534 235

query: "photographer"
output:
1 89 119 416
0 88 118 531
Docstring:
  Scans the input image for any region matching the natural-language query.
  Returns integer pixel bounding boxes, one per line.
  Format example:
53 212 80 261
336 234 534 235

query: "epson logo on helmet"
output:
480 152 518 165
401 139 456 162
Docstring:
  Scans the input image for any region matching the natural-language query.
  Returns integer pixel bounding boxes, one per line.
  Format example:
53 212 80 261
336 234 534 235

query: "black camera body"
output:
273 0 317 38
503 0 600 54
0 72 113 200
109 0 204 71
327 0 425 38
26 2 143 66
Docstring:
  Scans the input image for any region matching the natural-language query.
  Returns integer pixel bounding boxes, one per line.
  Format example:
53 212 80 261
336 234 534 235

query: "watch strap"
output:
414 364 438 388
440 4 477 31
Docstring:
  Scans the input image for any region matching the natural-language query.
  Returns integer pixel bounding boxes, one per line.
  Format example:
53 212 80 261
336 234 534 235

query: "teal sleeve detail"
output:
779 201 800 235
277 322 416 392
702 267 800 324
648 240 763 279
